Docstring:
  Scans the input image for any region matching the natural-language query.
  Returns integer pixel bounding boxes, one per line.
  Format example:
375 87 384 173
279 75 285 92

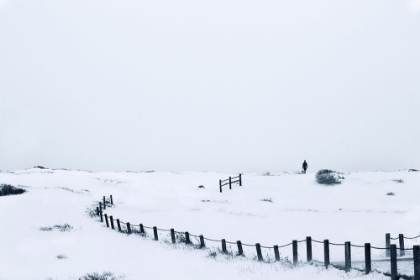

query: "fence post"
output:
390 244 397 280
171 229 176 243
256 243 263 261
103 196 106 209
110 195 113 205
399 234 405 256
239 174 242 186
99 202 102 210
365 243 371 274
185 232 190 244
222 239 227 253
127 222 131 234
274 245 280 261
306 237 312 262
293 240 298 265
229 177 232 189
140 224 144 234
110 216 114 229
414 245 420 280
386 233 391 257
96 207 99 216
153 227 158 240
324 239 329 269
104 214 109 228
237 241 243 255
219 180 222 193
199 235 205 248
345 241 351 272
117 219 121 232
100 210 103 222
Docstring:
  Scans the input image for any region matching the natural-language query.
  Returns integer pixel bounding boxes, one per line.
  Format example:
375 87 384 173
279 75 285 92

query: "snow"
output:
0 168 419 279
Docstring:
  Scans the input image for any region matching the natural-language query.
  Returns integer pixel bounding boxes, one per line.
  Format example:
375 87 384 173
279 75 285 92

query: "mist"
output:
1 0 419 173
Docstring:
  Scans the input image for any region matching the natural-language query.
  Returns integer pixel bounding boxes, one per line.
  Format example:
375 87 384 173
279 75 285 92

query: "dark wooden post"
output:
96 207 99 216
153 227 158 240
110 216 115 229
306 237 312 262
110 195 113 205
365 243 371 274
345 241 351 272
386 233 391 257
324 239 330 269
229 177 232 189
171 229 176 243
399 234 405 256
117 219 121 232
413 245 420 280
199 235 205 248
127 223 131 234
237 241 243 255
103 196 106 209
140 224 144 234
100 210 103 222
274 245 280 261
256 243 263 261
239 174 242 186
390 244 397 280
293 240 298 265
99 202 102 210
104 214 109 227
185 232 190 244
219 180 222 193
222 239 227 253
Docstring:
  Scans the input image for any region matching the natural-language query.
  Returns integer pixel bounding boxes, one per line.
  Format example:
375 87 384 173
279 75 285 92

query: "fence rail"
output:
219 174 242 193
95 195 420 280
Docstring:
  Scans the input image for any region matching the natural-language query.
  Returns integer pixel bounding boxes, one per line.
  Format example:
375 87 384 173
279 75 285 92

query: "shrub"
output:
315 170 342 185
387 192 395 196
0 184 26 196
34 166 47 169
39 224 73 232
78 272 124 280
260 198 273 203
393 179 404 183
198 185 205 189
56 254 67 259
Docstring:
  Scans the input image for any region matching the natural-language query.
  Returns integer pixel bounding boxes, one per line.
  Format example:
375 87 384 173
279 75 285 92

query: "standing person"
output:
302 160 308 174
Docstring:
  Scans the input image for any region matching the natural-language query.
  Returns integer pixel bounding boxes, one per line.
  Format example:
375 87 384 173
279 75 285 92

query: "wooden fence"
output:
95 195 420 280
219 174 242 193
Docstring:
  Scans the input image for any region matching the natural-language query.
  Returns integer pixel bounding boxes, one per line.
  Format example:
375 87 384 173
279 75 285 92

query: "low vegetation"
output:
392 179 404 183
315 170 344 185
39 224 73 232
0 184 26 196
78 272 124 280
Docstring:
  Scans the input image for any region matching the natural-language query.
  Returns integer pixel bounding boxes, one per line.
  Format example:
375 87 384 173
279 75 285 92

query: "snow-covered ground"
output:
0 168 419 280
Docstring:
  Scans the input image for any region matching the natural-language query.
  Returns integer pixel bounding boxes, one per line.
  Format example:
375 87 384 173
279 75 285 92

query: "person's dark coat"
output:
302 160 308 173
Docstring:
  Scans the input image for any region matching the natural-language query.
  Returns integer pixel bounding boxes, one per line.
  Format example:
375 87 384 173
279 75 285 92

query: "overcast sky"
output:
0 0 419 173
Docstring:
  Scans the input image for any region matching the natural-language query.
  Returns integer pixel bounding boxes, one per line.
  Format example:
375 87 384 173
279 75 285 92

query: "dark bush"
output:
0 184 26 196
387 192 395 196
79 272 123 280
392 179 404 183
39 224 73 232
316 170 342 185
34 166 47 169
260 198 273 203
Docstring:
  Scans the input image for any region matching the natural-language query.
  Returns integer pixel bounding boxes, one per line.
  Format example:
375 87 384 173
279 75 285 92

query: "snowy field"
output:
0 168 419 280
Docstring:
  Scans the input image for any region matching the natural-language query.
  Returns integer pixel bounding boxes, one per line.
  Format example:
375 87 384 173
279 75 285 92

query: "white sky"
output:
0 0 419 173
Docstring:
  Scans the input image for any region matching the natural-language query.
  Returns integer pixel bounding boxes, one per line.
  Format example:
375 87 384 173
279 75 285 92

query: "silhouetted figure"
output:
302 160 308 174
